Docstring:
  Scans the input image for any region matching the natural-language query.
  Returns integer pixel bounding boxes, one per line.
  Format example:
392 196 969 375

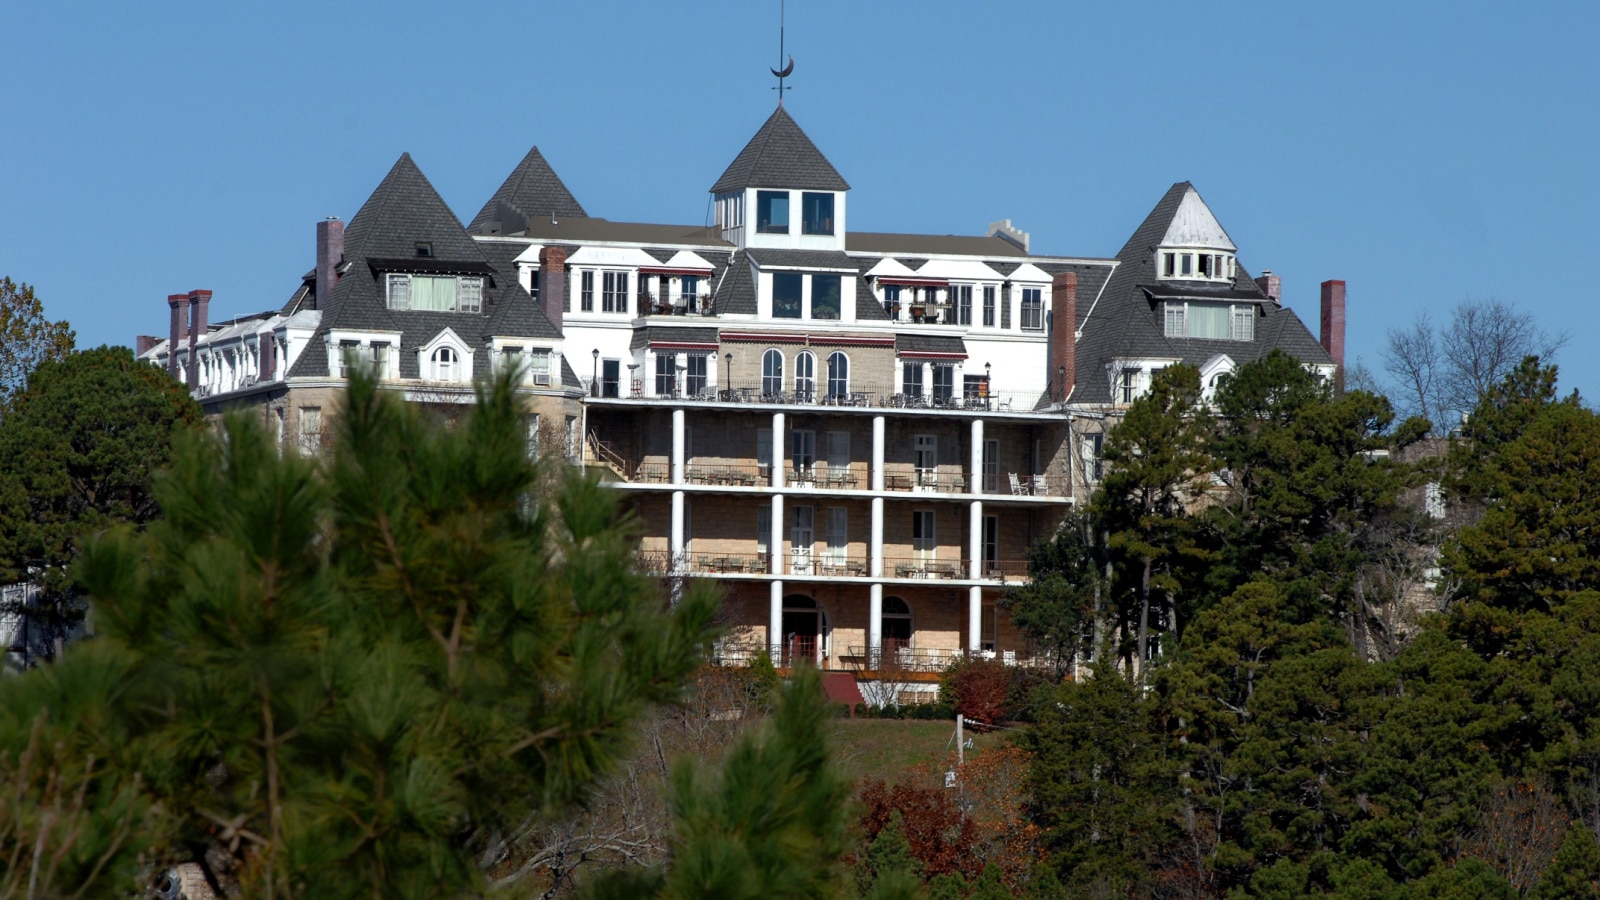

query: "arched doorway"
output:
883 596 913 654
782 594 831 668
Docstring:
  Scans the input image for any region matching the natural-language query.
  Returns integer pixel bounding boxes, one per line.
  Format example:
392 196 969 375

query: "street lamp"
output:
984 361 992 410
725 352 733 399
591 348 599 398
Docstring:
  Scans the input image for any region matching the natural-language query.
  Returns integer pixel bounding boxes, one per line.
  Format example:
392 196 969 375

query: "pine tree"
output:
1531 824 1600 900
855 810 922 895
0 370 718 896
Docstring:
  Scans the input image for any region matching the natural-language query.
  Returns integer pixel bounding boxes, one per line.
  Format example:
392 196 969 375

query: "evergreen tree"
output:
1445 355 1577 507
1531 824 1600 900
0 276 74 413
0 371 718 896
1000 509 1102 675
854 810 922 896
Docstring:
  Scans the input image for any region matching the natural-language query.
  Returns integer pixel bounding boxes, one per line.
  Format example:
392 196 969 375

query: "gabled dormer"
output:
710 106 850 252
1154 184 1238 282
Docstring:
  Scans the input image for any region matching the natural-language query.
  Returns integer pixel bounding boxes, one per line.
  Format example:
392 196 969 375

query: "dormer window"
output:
387 274 483 313
1160 250 1235 282
802 192 834 235
415 242 432 258
1164 301 1256 341
757 191 790 234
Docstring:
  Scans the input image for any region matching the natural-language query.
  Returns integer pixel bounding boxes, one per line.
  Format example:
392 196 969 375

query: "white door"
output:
912 510 936 565
827 431 850 481
826 507 848 568
914 435 937 487
791 506 814 573
792 430 816 483
983 439 999 494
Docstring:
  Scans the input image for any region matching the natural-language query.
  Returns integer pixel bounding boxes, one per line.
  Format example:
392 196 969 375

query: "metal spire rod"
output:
771 0 793 105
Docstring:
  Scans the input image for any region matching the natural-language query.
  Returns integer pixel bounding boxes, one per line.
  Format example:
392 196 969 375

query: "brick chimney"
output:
1320 280 1346 391
258 326 276 381
316 217 344 309
167 293 191 379
538 245 568 333
135 335 161 357
1255 270 1281 304
187 290 211 390
1051 271 1078 403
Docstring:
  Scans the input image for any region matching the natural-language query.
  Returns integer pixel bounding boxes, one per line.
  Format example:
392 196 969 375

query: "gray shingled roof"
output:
469 146 587 235
745 248 857 270
478 240 562 341
712 252 757 315
521 217 730 247
1066 182 1334 404
895 334 968 355
630 326 720 350
709 106 850 193
848 232 1030 257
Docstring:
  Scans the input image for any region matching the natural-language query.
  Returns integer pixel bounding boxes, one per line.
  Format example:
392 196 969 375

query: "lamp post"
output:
725 352 733 399
984 361 992 410
591 348 599 398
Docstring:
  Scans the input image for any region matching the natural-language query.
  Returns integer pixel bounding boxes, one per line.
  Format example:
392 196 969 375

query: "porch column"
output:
770 494 785 577
969 499 983 581
770 581 784 660
970 417 984 495
870 497 884 577
671 408 686 485
969 585 983 654
772 412 786 489
670 490 685 570
871 415 886 491
869 583 883 668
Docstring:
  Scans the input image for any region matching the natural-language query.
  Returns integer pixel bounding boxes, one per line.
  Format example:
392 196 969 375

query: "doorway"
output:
781 594 829 668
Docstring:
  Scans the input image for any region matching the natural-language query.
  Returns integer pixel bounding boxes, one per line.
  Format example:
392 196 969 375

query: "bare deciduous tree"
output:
1383 299 1567 434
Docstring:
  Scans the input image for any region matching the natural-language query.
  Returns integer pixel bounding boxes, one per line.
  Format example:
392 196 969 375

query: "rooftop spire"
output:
771 0 793 105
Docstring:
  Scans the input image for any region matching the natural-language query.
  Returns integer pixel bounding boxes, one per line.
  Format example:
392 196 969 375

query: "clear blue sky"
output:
3 1 1595 400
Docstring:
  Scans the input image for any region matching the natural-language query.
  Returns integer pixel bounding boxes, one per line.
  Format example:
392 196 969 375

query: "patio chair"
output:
1009 473 1027 495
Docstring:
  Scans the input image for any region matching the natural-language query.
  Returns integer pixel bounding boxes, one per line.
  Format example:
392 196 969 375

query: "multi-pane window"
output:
792 430 815 477
681 275 700 310
826 507 848 562
529 350 551 385
812 274 841 320
686 354 708 396
762 349 784 396
903 361 924 398
432 346 458 381
952 284 973 326
883 284 902 320
983 516 999 572
525 414 541 459
386 274 482 313
602 271 629 313
1084 432 1105 481
299 406 322 457
1163 301 1256 341
1020 288 1044 330
827 351 849 398
773 272 802 319
1120 369 1139 404
337 340 361 377
983 439 999 493
827 430 850 473
912 510 936 558
802 192 834 235
914 435 937 482
757 505 771 558
757 190 789 233
794 351 816 400
601 360 620 398
982 285 996 327
655 353 676 396
932 364 954 402
581 270 595 311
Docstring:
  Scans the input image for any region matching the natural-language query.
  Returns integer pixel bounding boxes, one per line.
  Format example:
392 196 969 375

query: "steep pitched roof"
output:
342 153 485 264
1067 182 1333 404
710 106 850 193
468 146 587 235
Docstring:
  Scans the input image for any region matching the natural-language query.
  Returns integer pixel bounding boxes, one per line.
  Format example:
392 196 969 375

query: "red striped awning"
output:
649 341 719 351
875 277 948 288
899 351 969 361
639 266 713 276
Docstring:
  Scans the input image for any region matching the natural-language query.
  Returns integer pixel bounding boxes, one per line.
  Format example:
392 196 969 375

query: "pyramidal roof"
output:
1159 184 1236 251
710 106 850 194
468 146 587 234
342 153 486 264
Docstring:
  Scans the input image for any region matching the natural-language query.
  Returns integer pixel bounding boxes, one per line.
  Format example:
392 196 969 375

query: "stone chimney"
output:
538 245 568 333
166 293 191 379
316 217 344 309
1051 271 1078 403
1255 270 1282 304
1320 280 1346 391
187 290 211 390
135 335 161 357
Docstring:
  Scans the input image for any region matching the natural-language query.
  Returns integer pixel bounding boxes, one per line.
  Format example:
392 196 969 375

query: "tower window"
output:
757 191 790 234
802 192 834 235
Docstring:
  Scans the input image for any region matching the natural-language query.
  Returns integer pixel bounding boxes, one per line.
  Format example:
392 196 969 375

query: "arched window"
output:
432 346 458 382
827 351 849 400
883 596 912 648
795 351 816 401
762 349 784 397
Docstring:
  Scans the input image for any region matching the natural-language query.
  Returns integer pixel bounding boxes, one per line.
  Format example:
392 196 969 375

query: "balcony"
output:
639 292 714 317
583 381 1048 414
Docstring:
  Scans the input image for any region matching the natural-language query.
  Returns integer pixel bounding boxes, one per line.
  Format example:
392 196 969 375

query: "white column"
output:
969 417 984 496
770 580 784 659
969 585 983 654
869 583 883 667
871 415 885 491
671 408 686 485
870 497 884 577
969 499 983 581
772 412 786 489
770 494 785 576
670 490 685 569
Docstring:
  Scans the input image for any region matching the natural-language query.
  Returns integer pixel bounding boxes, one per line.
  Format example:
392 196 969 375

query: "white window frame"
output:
1162 301 1257 341
1020 287 1044 331
385 273 483 313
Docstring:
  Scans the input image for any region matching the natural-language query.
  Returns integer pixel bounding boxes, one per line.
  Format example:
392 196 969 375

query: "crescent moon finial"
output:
771 54 794 79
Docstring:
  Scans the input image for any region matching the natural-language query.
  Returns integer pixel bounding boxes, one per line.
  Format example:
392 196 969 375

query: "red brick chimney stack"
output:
1255 270 1282 304
167 293 191 379
316 217 344 309
1320 280 1347 391
1050 271 1078 403
187 290 211 389
258 326 276 381
539 245 568 332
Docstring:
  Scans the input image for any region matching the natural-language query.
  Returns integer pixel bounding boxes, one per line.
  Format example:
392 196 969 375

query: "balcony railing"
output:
689 553 772 575
882 466 966 494
883 555 969 580
686 462 768 487
639 292 714 317
588 382 1049 413
785 552 870 578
